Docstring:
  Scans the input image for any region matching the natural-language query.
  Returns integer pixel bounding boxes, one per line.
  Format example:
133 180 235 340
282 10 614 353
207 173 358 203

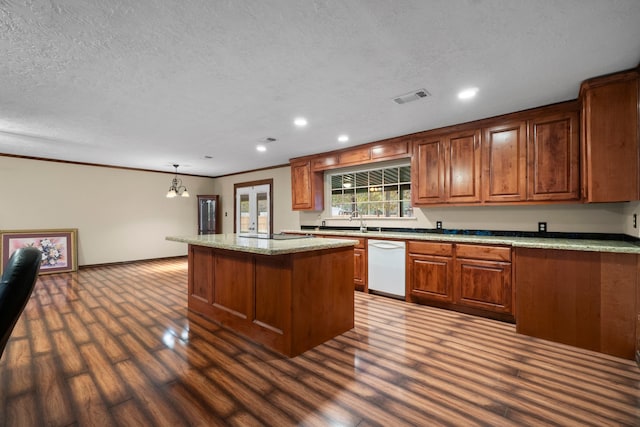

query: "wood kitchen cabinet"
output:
446 130 482 203
290 160 323 211
454 244 513 316
406 241 513 321
414 104 580 207
290 136 411 211
580 68 639 202
412 129 481 205
407 241 454 303
527 110 580 201
412 135 446 204
482 121 527 202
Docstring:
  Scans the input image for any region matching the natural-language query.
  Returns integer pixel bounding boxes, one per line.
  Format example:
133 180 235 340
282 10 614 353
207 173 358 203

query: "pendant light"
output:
166 164 189 198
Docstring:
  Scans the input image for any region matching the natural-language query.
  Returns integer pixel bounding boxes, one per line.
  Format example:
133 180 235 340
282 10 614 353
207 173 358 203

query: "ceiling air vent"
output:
393 89 431 105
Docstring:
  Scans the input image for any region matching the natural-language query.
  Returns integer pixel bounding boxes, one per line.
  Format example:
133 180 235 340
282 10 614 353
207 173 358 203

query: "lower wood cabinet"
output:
407 241 514 321
353 246 367 291
454 244 512 315
407 241 454 303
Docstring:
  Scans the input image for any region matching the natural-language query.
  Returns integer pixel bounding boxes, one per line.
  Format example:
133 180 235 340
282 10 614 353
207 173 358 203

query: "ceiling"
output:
1 1 640 177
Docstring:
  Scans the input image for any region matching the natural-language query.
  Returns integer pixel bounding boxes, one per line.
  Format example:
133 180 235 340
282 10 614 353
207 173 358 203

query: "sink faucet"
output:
349 211 367 233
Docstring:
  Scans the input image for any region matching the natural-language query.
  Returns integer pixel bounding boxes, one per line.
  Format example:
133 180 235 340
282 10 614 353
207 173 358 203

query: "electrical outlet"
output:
538 222 547 232
634 213 637 229
225 212 228 217
436 221 442 229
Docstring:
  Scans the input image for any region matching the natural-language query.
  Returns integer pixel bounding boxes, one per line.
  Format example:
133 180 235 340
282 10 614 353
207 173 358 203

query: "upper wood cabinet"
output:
482 122 527 203
580 69 639 202
527 110 580 201
413 104 580 207
412 135 446 204
412 129 481 205
445 130 482 203
290 136 411 210
290 160 323 211
290 67 638 210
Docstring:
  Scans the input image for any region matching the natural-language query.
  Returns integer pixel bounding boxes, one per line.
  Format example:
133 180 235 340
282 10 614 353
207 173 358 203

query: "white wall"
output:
1 156 215 265
211 165 300 234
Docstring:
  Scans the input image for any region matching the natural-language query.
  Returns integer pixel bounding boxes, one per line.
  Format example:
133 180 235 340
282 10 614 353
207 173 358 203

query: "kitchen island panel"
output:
213 250 254 320
189 245 213 304
186 243 354 357
291 249 354 356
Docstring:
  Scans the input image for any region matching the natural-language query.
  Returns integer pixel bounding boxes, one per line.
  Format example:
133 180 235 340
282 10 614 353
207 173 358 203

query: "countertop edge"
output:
280 230 640 254
166 235 358 256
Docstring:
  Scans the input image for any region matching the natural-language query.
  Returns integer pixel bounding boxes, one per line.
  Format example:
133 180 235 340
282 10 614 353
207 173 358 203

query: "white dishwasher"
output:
367 239 406 299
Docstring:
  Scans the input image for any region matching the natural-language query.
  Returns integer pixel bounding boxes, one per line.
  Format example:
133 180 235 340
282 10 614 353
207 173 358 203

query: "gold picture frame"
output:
0 229 78 275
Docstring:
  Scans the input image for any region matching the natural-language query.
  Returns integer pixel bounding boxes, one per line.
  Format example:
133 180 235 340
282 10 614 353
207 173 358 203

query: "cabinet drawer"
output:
455 244 511 262
408 241 453 256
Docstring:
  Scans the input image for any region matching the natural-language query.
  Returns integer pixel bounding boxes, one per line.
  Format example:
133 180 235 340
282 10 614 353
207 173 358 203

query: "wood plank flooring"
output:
1 257 639 426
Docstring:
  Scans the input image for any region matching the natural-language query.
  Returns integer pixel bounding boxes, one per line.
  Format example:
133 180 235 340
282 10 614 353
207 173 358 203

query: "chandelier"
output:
166 164 190 198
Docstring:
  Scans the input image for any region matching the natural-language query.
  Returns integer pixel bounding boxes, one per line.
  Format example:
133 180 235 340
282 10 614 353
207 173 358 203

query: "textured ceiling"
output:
1 0 640 176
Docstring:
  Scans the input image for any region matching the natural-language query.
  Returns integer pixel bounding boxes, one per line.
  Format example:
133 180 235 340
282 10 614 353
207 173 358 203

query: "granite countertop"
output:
166 234 358 256
281 229 640 254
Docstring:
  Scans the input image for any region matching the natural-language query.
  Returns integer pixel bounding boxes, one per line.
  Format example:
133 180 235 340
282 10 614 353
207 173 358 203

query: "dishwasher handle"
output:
368 241 405 250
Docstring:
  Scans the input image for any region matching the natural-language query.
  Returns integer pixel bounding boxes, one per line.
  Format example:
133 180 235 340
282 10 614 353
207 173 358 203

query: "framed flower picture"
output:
0 229 78 275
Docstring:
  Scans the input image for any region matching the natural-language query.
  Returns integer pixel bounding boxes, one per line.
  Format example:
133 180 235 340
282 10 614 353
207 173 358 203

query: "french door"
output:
235 183 271 236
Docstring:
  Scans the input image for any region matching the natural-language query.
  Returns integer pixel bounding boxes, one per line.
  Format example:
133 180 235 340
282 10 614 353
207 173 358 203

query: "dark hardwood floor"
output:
1 257 638 426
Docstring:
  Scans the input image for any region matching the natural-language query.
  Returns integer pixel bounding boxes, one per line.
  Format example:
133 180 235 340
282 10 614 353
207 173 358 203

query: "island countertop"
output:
166 233 358 256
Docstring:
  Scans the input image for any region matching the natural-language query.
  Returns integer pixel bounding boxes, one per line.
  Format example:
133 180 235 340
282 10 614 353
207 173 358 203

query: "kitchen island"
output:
166 234 357 357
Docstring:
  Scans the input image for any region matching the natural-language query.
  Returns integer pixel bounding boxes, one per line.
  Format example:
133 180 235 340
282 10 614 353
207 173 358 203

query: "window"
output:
330 164 412 218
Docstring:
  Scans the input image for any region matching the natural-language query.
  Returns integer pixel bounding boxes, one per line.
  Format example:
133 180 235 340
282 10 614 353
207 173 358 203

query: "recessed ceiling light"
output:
256 144 267 152
338 135 349 143
458 87 479 100
294 117 308 127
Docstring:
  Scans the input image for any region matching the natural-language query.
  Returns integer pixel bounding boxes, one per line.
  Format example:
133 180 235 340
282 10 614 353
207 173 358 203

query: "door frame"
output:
233 179 274 234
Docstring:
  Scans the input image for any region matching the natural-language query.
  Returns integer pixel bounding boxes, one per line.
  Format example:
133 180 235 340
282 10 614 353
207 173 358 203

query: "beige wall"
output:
1 156 215 265
300 203 629 234
211 165 299 234
623 201 640 238
2 155 635 268
298 173 632 235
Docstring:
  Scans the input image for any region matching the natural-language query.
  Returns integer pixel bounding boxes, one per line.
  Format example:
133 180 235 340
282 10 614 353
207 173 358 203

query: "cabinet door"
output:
412 136 446 205
482 122 527 202
527 111 580 201
581 71 639 202
290 160 324 211
454 258 512 314
445 130 481 203
407 253 454 303
353 248 367 292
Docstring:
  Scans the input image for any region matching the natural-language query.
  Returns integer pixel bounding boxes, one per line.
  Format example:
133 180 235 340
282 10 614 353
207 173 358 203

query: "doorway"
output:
234 179 273 236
